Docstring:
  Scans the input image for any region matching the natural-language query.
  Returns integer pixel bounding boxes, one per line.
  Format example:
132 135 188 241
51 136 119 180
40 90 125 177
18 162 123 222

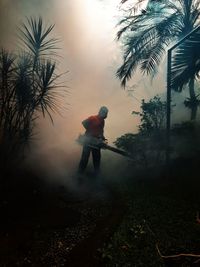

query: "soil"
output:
0 169 126 267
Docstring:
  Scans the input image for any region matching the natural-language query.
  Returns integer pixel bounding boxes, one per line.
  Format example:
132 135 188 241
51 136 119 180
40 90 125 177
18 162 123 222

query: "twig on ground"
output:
156 244 200 259
146 220 200 261
196 211 200 224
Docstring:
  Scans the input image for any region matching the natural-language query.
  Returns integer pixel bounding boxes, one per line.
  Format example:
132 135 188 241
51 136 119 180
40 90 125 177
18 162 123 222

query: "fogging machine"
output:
77 134 133 159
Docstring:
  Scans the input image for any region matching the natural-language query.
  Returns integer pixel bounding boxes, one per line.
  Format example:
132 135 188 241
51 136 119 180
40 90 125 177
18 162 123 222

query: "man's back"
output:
83 115 104 138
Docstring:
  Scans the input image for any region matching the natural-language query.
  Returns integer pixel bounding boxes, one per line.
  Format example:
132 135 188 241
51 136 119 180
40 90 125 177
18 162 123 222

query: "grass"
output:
100 157 200 267
0 155 200 266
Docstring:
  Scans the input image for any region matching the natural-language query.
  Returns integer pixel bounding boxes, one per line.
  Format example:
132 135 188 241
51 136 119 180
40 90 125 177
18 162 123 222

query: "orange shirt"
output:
83 115 105 138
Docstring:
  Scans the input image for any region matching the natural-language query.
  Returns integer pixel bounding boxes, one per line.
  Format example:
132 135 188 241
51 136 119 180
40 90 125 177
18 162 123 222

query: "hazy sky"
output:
0 0 142 141
0 0 192 180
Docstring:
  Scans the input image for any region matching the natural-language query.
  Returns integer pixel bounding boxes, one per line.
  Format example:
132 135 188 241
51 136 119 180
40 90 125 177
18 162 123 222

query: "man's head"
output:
98 106 108 119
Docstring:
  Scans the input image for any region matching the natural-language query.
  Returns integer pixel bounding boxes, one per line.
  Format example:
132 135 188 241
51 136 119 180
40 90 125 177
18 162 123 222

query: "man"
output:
78 106 108 175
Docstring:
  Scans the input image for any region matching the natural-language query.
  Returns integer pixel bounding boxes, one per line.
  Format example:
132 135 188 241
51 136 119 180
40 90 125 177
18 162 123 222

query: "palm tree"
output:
117 0 200 119
0 17 66 167
171 26 200 119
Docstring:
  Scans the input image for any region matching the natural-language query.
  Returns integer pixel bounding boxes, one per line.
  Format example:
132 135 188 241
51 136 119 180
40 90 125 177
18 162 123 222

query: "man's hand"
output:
103 138 108 145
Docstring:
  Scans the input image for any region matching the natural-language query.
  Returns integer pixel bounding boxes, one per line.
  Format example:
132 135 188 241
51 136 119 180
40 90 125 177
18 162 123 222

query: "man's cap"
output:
98 106 108 116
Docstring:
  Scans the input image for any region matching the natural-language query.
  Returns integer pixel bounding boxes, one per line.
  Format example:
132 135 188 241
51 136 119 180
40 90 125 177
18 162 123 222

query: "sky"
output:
0 0 193 182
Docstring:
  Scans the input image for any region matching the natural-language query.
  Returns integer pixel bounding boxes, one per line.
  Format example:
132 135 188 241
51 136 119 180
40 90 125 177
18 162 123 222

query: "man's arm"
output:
82 118 90 129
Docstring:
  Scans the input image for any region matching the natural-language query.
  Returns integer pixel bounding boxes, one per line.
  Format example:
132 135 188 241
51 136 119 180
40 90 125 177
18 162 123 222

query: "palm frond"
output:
34 60 65 120
117 49 143 87
140 38 166 74
190 1 200 26
18 17 59 60
119 0 148 15
0 49 16 77
117 21 168 85
171 28 200 91
14 54 33 109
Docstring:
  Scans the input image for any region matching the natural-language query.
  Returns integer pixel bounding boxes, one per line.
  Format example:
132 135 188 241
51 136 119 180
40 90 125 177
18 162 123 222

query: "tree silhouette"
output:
0 17 66 169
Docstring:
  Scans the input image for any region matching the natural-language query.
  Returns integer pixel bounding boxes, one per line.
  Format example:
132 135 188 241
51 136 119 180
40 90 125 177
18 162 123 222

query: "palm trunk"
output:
189 78 197 120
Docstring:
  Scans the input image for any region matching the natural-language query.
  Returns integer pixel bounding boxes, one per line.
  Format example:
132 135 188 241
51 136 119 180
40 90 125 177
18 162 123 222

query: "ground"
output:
0 156 200 267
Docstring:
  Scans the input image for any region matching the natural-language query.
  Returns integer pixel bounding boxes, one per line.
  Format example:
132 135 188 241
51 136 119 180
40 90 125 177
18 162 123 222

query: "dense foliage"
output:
115 96 166 167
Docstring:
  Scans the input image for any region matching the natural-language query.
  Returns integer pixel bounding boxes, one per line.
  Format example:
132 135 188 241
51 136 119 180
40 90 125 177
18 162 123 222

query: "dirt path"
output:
65 188 126 267
0 173 126 266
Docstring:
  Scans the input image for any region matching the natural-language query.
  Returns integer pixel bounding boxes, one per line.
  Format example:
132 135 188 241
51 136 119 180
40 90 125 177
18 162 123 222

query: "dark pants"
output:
78 145 101 174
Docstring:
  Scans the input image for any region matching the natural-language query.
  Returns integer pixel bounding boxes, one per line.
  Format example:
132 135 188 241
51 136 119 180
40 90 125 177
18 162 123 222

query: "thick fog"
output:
0 0 194 184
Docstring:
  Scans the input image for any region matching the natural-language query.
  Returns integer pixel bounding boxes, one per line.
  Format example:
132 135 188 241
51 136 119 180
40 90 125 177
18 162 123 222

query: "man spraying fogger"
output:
78 106 108 176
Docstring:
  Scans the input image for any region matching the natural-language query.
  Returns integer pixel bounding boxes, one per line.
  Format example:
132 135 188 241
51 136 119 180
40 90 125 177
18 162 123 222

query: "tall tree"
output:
117 0 200 119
